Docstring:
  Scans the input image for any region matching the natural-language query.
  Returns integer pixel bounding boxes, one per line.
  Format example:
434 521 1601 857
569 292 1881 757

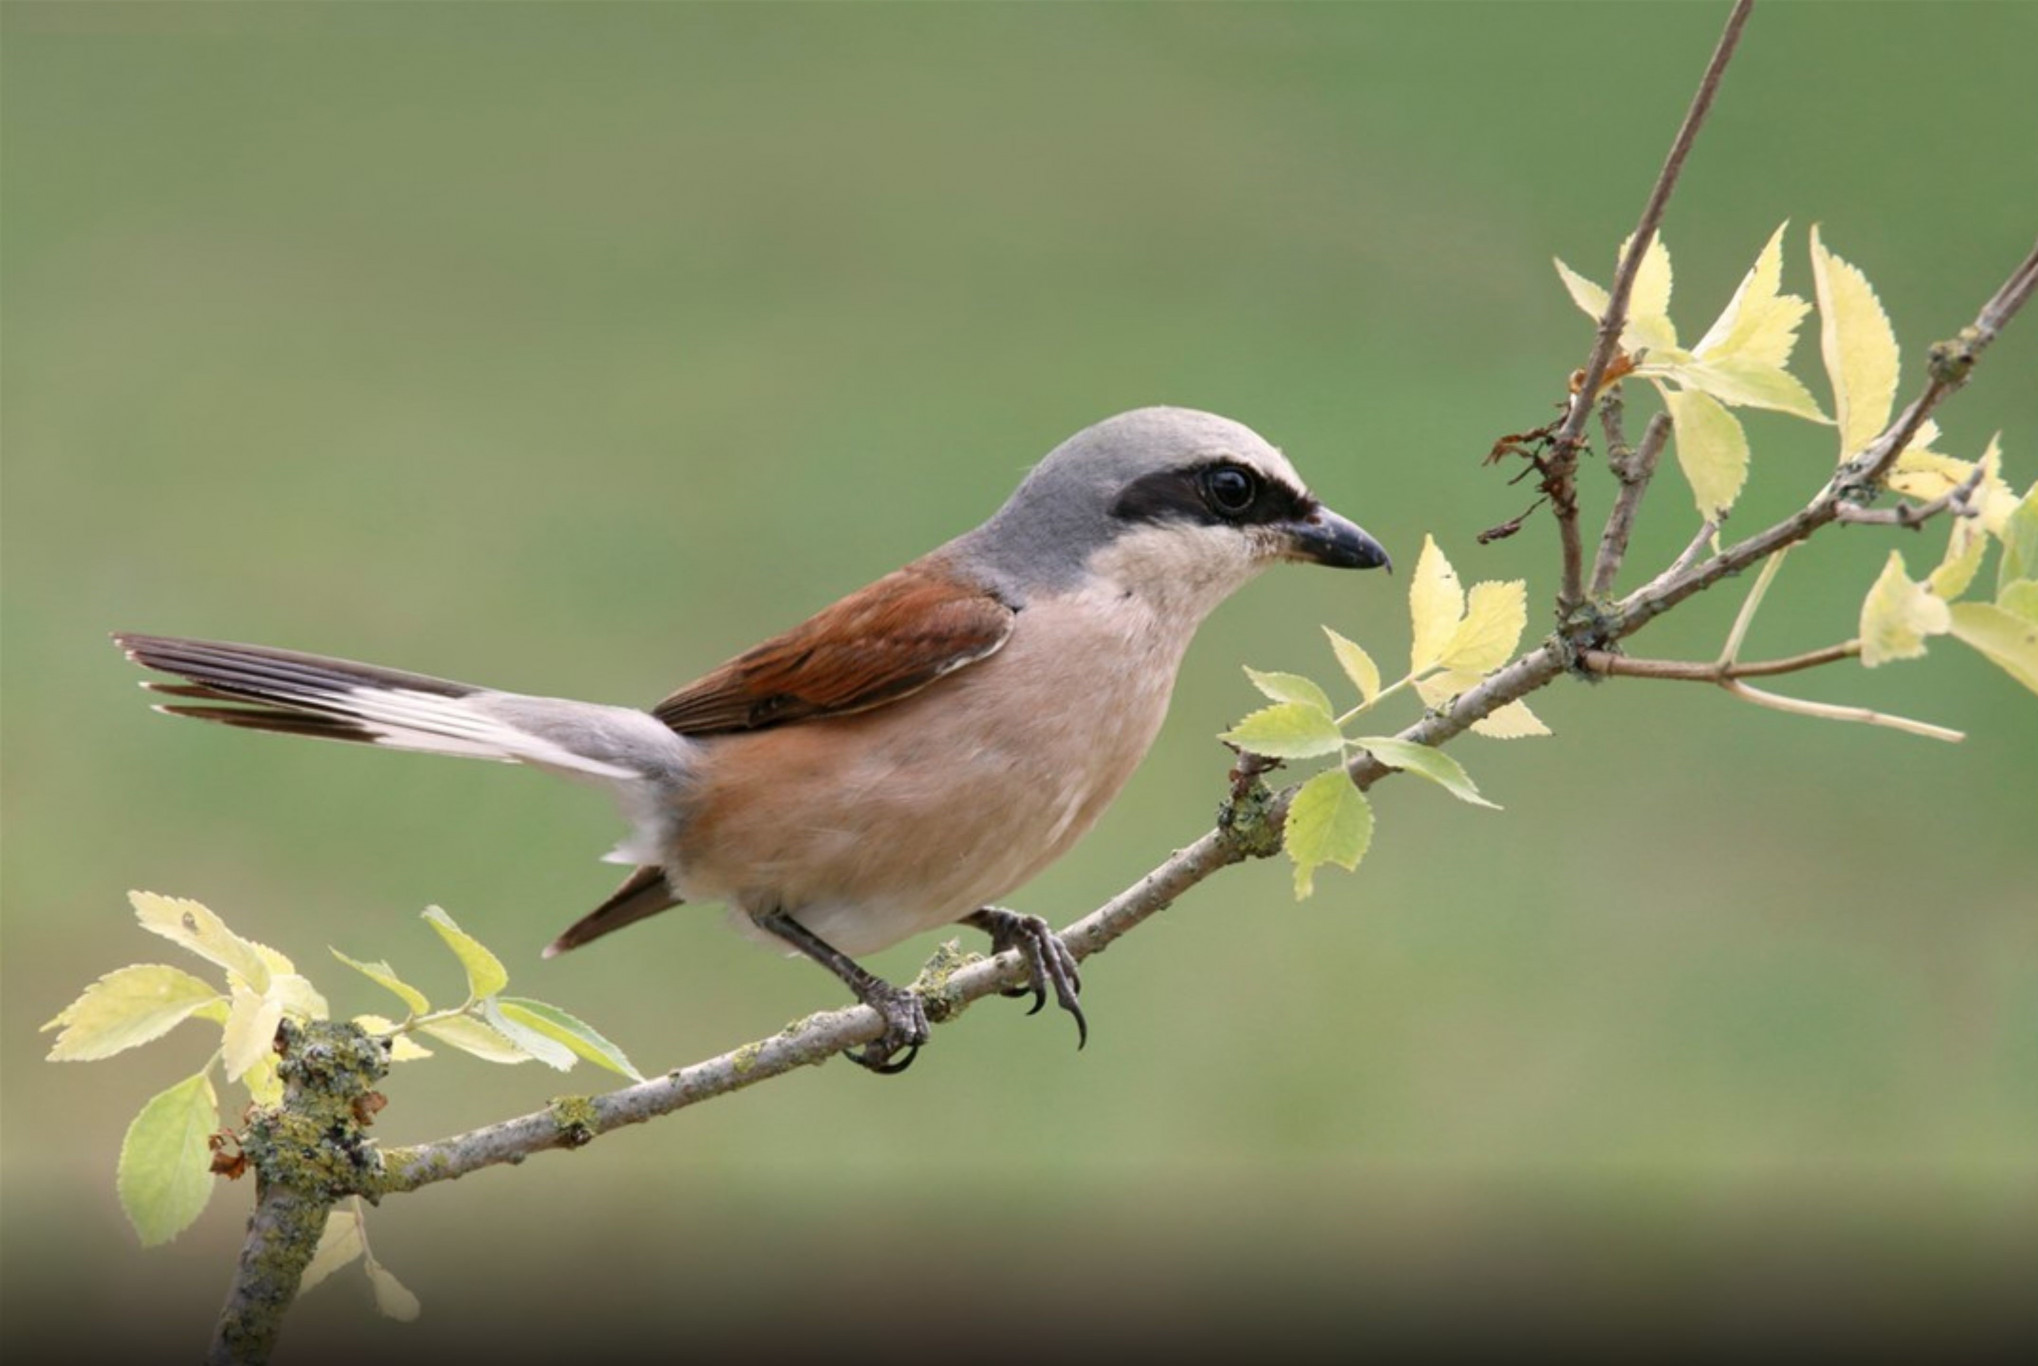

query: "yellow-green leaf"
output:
422 906 509 1002
1859 550 1951 667
1439 580 1526 675
331 950 431 1017
1692 223 1811 372
1947 601 2038 694
417 1014 530 1065
480 998 576 1071
367 1259 422 1322
1554 257 1609 321
298 1207 366 1297
1284 769 1373 899
1998 580 2038 624
118 1072 218 1246
1243 667 1334 716
1669 355 1827 421
1408 534 1464 671
1413 668 1482 713
241 1049 283 1106
354 1014 433 1061
1664 387 1750 520
1621 232 1678 355
221 982 284 1083
43 965 223 1061
1323 627 1381 706
1221 702 1347 760
498 997 646 1082
1471 699 1552 739
1928 515 1988 602
1358 737 1501 809
2000 477 2038 595
1810 225 1899 460
130 891 273 993
267 973 329 1022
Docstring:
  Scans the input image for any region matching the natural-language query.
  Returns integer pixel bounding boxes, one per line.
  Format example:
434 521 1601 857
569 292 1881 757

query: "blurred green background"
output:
5 2 2034 1358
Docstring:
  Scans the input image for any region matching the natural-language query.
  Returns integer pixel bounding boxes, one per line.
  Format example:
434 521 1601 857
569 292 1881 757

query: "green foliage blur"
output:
4 2 2033 1356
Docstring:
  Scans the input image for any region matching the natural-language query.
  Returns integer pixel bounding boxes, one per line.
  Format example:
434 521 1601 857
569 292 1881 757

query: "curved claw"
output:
845 980 930 1074
962 907 1087 1050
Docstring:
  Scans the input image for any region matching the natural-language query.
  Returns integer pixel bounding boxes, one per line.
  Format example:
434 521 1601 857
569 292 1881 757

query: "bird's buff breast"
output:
667 587 1190 956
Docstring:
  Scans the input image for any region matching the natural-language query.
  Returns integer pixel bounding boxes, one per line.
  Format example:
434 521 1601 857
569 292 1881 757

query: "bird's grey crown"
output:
956 406 1293 599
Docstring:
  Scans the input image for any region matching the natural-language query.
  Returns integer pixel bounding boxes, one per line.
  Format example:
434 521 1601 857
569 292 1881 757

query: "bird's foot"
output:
963 907 1087 1049
845 979 929 1075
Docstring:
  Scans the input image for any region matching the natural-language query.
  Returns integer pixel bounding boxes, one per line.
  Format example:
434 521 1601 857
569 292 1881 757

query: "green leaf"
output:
331 949 432 1017
421 906 509 1002
43 965 223 1061
1620 232 1679 355
1323 627 1381 706
1221 702 1346 760
367 1259 422 1322
1242 666 1334 715
1947 602 2038 694
1859 550 1950 667
1284 769 1373 899
1670 355 1827 422
118 1072 218 1246
1664 387 1750 521
1691 223 1812 374
2001 481 2038 596
1810 225 1899 460
1999 579 2038 625
479 998 577 1071
1928 515 1988 602
1438 580 1526 675
298 1207 367 1296
129 891 274 993
1357 737 1501 809
418 1014 531 1065
498 997 646 1082
1471 698 1552 739
1553 257 1609 321
354 1014 433 1061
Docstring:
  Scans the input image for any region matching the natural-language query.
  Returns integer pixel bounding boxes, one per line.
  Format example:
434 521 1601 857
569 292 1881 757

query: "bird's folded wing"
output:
651 560 1016 734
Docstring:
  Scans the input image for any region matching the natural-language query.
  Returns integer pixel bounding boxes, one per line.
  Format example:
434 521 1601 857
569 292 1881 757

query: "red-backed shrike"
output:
117 407 1388 1071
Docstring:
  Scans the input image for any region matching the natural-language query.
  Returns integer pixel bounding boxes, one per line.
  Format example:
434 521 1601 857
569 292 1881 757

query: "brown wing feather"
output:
651 559 1015 735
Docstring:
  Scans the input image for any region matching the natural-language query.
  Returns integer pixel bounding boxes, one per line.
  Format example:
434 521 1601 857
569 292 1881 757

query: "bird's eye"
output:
1202 464 1259 517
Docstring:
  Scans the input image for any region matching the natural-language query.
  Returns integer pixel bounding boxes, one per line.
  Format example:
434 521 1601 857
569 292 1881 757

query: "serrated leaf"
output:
298 1207 367 1297
1692 223 1811 372
1669 355 1827 421
1947 601 2038 694
221 982 285 1083
354 1014 433 1061
1440 580 1526 675
367 1259 422 1322
479 998 576 1071
2000 478 2038 595
1471 699 1552 739
1413 668 1481 713
498 997 646 1082
267 973 329 1022
1929 515 1988 601
1358 737 1501 809
1408 534 1464 671
418 1014 530 1065
421 906 509 1002
331 950 432 1017
1323 627 1381 706
43 965 223 1061
130 891 273 993
1998 580 2038 624
1810 225 1899 460
1285 769 1373 899
241 1049 283 1106
1243 667 1334 715
1621 232 1679 355
118 1072 218 1246
1221 701 1347 760
1860 550 1951 667
1554 257 1610 321
1664 387 1750 520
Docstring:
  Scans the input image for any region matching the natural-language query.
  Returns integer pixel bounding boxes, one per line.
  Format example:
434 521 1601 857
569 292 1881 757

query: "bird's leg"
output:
961 907 1087 1049
756 910 928 1074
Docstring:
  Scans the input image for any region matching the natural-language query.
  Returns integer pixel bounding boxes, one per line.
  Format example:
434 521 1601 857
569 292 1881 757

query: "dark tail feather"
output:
544 865 681 957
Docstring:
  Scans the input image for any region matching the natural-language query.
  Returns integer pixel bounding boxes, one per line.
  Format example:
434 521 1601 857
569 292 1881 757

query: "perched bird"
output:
115 407 1388 1072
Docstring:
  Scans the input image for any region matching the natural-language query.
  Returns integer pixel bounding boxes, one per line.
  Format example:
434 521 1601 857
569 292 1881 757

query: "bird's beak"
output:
1279 505 1391 571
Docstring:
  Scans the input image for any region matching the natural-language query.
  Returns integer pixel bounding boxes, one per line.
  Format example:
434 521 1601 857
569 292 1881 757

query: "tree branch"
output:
1579 640 1861 681
1590 408 1672 597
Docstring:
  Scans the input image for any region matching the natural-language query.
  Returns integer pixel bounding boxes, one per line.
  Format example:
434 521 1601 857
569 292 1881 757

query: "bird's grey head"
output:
958 406 1388 615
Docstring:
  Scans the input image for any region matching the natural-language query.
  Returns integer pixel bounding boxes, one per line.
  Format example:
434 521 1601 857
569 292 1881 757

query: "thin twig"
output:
1579 641 1860 680
1833 458 1990 526
1723 680 1965 743
1590 410 1672 597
